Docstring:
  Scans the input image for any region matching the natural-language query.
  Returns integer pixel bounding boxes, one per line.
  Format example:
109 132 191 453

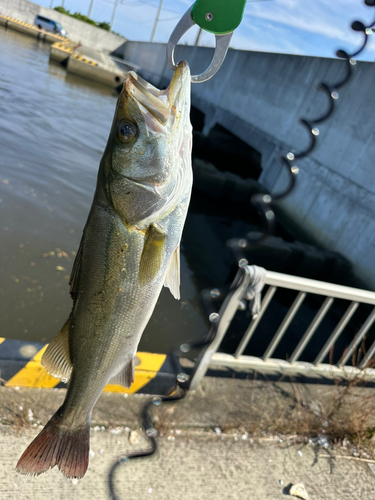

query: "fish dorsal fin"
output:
109 357 135 388
69 238 83 299
41 319 72 382
138 225 167 287
164 245 180 300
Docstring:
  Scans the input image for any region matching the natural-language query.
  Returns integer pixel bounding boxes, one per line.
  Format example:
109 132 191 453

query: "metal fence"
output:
189 265 375 390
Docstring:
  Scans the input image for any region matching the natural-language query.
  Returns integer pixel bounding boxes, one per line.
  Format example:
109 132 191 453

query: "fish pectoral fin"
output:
109 357 135 389
163 245 180 300
41 319 72 382
138 224 167 286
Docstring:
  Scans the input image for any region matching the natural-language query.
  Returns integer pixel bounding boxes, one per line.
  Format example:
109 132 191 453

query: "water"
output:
0 28 210 351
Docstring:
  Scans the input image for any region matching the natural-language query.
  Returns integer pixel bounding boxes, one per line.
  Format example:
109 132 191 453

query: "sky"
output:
37 0 375 60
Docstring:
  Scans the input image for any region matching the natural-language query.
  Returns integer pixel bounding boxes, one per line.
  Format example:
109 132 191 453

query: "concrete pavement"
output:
1 425 375 500
1 376 375 499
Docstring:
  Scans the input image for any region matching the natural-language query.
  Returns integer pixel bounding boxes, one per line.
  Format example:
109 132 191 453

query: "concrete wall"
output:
0 0 126 53
120 41 375 289
0 0 39 22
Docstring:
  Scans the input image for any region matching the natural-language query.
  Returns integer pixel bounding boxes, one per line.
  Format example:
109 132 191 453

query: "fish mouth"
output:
125 61 190 132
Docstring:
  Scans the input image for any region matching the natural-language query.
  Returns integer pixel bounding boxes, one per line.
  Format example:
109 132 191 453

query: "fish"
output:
16 60 192 479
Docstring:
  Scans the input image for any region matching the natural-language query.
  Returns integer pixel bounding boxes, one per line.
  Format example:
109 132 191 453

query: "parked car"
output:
34 14 69 37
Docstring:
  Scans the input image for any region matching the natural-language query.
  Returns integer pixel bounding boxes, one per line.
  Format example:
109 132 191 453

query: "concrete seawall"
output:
0 0 126 53
118 41 375 290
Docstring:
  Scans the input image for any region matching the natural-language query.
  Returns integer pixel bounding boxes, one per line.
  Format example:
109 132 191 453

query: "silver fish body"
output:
16 61 192 479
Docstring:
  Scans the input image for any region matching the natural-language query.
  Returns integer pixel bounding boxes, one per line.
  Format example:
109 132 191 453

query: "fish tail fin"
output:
16 408 90 479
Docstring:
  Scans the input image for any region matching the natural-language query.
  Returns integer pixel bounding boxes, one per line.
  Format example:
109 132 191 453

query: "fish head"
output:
104 61 192 227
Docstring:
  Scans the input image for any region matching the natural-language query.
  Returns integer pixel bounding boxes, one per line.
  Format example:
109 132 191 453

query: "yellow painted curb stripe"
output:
52 42 74 53
53 47 73 53
0 338 5 345
5 347 166 393
6 345 59 389
72 54 98 66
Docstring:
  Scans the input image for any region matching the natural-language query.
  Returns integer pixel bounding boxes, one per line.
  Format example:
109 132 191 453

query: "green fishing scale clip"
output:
167 0 246 83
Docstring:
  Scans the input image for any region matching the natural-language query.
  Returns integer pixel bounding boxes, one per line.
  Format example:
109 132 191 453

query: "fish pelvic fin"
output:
109 357 135 388
41 319 72 382
164 245 180 300
16 407 90 479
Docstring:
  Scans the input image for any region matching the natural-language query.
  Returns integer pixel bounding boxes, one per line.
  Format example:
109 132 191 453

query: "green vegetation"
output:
54 6 111 31
96 21 111 32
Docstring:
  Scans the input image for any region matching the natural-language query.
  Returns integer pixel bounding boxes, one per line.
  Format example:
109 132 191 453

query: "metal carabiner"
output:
166 5 233 84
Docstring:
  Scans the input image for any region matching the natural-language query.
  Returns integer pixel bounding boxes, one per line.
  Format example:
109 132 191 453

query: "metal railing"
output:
189 266 375 390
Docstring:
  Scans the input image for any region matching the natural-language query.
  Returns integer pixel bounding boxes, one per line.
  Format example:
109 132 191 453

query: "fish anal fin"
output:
164 245 180 300
138 225 166 287
109 357 135 389
41 319 72 382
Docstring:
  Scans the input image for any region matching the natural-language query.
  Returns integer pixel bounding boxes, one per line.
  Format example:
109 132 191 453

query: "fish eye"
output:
116 120 137 144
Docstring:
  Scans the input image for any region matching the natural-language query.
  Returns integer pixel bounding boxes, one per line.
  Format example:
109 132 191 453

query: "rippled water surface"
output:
0 28 208 351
